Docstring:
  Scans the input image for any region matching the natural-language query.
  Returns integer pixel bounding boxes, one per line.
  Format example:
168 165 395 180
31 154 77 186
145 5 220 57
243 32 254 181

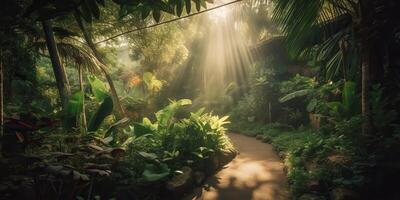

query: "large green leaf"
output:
141 163 170 182
88 75 108 102
155 99 192 128
64 91 84 129
133 122 154 136
279 89 312 103
88 96 114 132
342 81 359 117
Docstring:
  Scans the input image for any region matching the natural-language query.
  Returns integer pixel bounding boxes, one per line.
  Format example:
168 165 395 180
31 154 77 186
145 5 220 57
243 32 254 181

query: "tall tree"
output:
359 0 373 136
42 20 71 108
74 12 125 118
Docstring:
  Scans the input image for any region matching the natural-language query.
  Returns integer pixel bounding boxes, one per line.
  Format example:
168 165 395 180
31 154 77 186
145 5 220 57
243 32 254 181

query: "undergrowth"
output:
229 122 364 199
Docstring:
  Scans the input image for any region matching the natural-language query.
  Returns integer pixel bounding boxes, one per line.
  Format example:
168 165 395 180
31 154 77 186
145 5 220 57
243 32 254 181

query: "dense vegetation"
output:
1 0 400 199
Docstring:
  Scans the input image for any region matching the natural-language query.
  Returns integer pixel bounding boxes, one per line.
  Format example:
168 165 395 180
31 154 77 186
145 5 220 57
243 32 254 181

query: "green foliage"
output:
64 91 84 129
232 122 361 198
155 99 192 128
108 99 234 190
88 75 109 101
143 72 164 93
88 96 114 132
279 89 312 103
141 163 170 182
327 81 360 120
64 76 114 132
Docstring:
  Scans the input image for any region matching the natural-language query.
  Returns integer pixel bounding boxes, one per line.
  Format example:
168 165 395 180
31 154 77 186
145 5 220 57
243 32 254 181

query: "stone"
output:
261 136 271 143
166 167 193 198
255 135 263 140
217 149 237 167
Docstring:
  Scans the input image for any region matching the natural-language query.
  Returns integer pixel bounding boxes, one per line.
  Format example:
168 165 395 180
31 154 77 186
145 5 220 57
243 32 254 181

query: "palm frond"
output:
36 40 104 74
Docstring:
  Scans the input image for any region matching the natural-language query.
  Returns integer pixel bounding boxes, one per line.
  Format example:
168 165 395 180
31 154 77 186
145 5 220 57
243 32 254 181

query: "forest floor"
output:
184 133 288 200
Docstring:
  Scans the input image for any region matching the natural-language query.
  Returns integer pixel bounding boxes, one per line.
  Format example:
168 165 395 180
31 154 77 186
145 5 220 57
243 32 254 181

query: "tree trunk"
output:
0 50 3 138
42 20 71 108
78 66 87 134
361 44 372 136
359 0 373 136
74 12 125 118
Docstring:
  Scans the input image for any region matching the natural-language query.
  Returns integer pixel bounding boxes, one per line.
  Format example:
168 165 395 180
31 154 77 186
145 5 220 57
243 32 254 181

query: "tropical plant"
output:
272 0 400 135
327 81 360 120
64 75 114 133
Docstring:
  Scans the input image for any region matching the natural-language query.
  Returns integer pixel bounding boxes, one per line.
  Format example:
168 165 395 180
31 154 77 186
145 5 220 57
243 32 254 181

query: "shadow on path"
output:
184 133 288 200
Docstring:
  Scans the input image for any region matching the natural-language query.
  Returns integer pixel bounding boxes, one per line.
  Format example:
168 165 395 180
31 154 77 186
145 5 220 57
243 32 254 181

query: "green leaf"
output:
279 89 312 103
106 117 130 135
152 8 161 22
142 163 170 182
138 152 158 160
64 91 84 129
88 75 108 102
185 0 191 13
141 6 151 19
88 96 113 132
133 122 154 136
176 0 184 17
66 92 84 117
195 0 201 11
342 81 355 112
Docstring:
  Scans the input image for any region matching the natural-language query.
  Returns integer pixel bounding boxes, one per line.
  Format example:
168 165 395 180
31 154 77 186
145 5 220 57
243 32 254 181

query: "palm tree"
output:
74 12 126 118
272 0 397 136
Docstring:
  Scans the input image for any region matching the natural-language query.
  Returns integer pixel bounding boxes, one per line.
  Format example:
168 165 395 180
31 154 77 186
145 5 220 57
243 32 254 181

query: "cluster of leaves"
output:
1 99 234 199
278 74 362 127
229 62 280 123
27 0 214 24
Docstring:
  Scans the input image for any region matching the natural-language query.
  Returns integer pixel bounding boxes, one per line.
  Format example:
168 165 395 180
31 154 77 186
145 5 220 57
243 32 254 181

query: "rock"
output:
261 136 271 143
166 167 193 199
217 149 237 167
255 135 263 140
278 151 286 159
193 171 205 185
330 187 360 200
299 193 325 200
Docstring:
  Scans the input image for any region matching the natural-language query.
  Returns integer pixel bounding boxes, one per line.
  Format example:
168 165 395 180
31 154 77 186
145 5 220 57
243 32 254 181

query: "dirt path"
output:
184 133 288 200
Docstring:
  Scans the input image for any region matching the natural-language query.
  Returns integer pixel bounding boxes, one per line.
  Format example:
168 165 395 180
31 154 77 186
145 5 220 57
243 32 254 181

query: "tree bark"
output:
359 0 373 136
0 50 3 138
42 20 71 108
361 43 372 136
74 12 125 118
78 66 87 134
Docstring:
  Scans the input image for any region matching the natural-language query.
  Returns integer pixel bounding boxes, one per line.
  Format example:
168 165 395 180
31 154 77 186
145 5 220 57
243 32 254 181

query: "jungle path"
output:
184 133 288 200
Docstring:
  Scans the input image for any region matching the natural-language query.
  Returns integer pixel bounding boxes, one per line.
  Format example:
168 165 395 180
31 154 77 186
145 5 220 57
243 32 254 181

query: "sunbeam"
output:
194 0 254 111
